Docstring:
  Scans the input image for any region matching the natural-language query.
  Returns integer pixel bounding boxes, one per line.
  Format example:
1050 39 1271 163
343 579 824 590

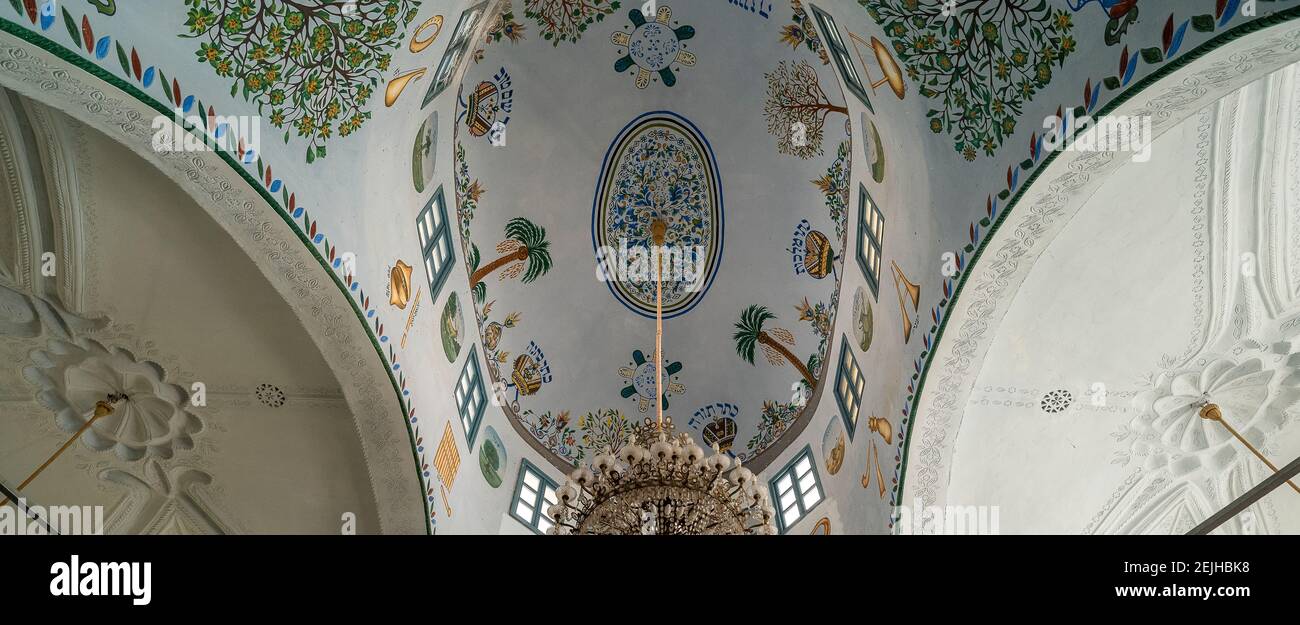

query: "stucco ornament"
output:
1124 357 1300 476
25 338 202 461
0 283 106 339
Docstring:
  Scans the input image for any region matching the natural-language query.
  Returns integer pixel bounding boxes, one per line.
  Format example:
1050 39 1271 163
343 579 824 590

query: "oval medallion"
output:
593 111 723 318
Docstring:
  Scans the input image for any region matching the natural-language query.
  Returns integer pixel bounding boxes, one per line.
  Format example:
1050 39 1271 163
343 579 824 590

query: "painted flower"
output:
980 21 999 43
1035 62 1052 84
780 24 806 48
187 7 216 32
25 338 202 461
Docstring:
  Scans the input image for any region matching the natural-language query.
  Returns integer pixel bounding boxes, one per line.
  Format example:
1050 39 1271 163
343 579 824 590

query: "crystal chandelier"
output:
547 220 776 535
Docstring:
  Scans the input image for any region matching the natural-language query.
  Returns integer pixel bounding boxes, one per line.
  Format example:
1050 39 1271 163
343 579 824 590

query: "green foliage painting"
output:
524 0 620 45
862 0 1077 160
182 0 420 163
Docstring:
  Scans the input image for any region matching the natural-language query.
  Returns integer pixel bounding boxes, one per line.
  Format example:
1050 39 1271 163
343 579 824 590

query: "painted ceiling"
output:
452 1 851 470
1 0 1299 534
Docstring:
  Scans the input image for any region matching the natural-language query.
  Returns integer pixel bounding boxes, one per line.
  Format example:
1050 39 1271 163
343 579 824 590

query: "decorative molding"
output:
24 336 202 460
20 96 86 311
0 35 426 532
99 458 237 535
904 19 1300 515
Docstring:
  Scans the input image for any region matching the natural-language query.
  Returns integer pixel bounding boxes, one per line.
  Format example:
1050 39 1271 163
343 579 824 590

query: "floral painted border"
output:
890 0 1300 528
0 2 440 532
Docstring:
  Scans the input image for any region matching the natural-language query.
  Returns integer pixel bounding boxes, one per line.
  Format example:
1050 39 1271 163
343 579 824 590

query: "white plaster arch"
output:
0 32 428 533
904 16 1300 514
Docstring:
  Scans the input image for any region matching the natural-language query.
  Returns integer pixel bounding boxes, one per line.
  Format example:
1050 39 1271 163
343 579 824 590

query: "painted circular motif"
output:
479 425 506 488
441 292 463 363
822 419 846 476
593 112 723 318
412 111 437 193
861 114 886 184
852 287 874 353
629 23 679 71
631 361 661 398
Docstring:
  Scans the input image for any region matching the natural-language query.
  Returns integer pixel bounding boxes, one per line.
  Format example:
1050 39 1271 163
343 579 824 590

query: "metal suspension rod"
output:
652 219 666 434
1200 402 1300 494
1187 453 1300 535
0 396 123 508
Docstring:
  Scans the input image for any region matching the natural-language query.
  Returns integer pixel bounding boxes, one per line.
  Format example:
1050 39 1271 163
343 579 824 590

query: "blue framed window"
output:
417 187 454 300
422 1 489 106
834 336 865 439
511 459 559 534
769 446 824 533
455 346 487 446
809 4 872 111
857 183 884 299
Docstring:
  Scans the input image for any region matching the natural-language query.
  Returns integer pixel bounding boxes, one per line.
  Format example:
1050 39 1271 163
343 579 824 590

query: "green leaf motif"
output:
181 0 420 163
866 0 1078 160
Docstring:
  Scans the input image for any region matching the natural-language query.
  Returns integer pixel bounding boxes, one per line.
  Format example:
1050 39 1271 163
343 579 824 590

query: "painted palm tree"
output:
733 305 816 387
469 217 552 301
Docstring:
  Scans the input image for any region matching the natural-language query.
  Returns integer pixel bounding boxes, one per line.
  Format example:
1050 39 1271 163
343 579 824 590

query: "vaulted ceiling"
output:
946 63 1300 534
1 0 1299 535
0 90 382 533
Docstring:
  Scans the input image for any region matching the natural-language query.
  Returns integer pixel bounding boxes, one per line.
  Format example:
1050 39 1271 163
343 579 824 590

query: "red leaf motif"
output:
1162 15 1174 52
81 16 94 52
1119 47 1130 77
131 48 141 80
172 79 181 106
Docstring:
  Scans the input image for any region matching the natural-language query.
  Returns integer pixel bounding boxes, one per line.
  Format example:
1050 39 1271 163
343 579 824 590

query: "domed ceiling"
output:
453 1 852 470
4 0 1300 534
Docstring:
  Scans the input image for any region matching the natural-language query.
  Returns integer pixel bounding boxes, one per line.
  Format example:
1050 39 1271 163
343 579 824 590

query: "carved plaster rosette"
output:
1123 357 1300 477
24 337 202 460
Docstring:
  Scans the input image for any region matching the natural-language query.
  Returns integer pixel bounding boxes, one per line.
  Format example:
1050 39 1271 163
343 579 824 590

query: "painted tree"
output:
733 305 815 387
524 0 620 45
469 217 553 302
865 0 1076 160
182 0 420 162
763 59 848 159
